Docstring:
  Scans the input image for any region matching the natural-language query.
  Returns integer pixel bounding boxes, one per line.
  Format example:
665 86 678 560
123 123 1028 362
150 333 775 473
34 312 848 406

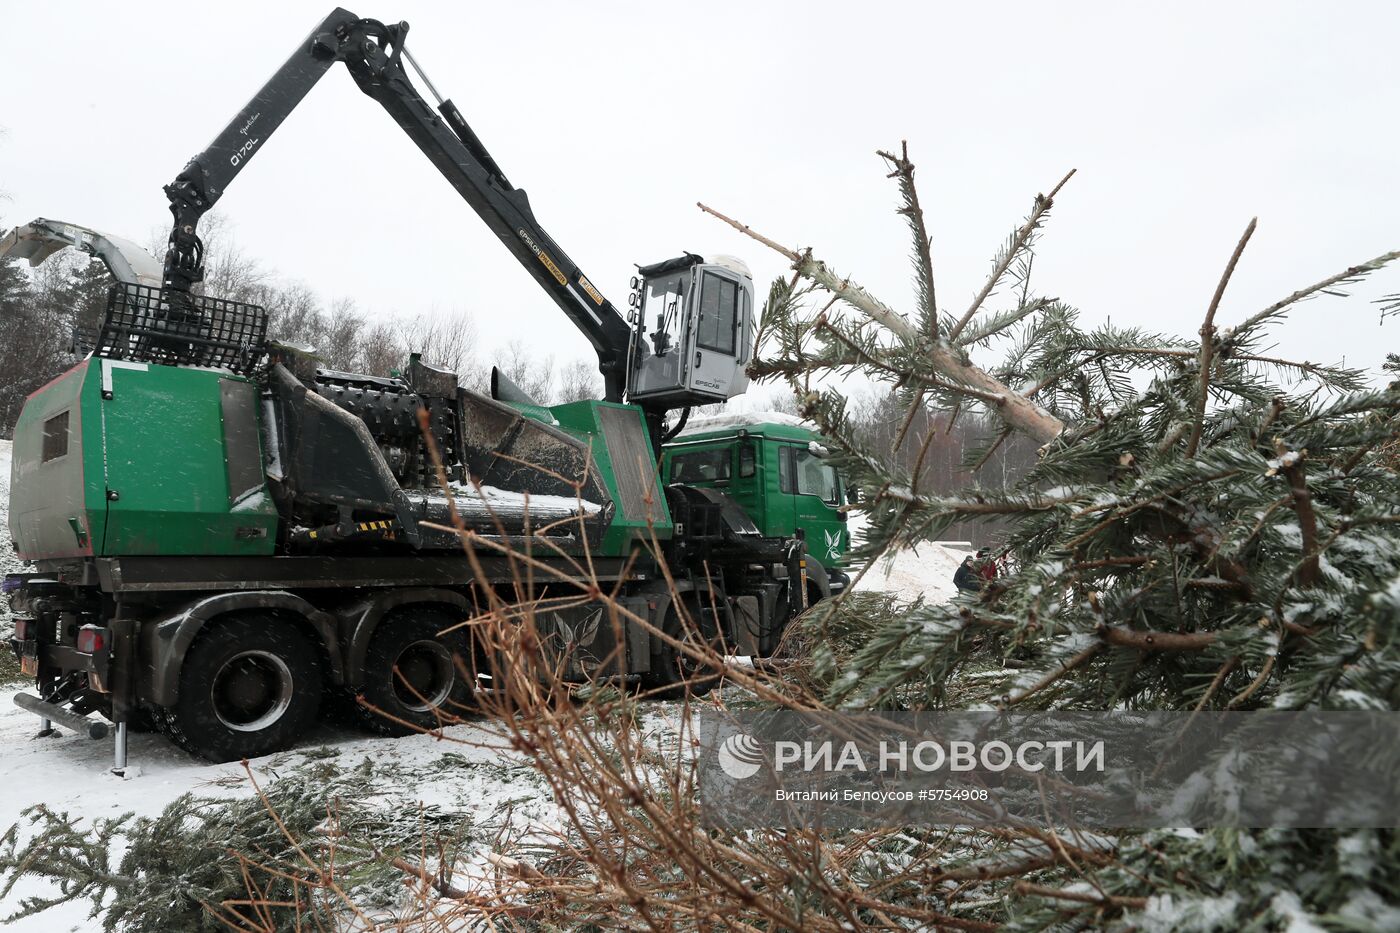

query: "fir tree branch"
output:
699 203 1068 444
1067 555 1152 572
999 642 1102 707
877 141 938 339
1234 249 1400 334
1096 625 1218 651
1276 446 1320 587
954 297 1054 349
1187 218 1257 457
970 429 1011 473
1226 652 1277 709
1193 656 1241 712
948 169 1075 342
1012 881 1148 910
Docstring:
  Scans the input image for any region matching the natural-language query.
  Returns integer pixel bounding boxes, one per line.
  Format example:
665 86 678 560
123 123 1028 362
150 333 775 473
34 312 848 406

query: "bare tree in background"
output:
497 338 554 402
0 246 108 435
398 311 483 389
194 213 271 303
319 298 365 371
358 321 403 378
764 388 802 416
260 282 327 350
554 359 600 403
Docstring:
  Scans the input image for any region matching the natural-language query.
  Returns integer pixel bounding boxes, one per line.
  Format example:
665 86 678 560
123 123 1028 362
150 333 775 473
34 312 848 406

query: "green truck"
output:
1 9 848 769
664 415 851 574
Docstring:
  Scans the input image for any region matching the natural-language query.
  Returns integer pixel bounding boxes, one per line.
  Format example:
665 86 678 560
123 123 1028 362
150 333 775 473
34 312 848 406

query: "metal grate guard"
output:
97 283 268 375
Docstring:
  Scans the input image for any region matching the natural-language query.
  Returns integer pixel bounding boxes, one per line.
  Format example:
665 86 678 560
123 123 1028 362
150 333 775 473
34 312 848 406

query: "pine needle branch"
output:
699 204 1067 443
1235 249 1400 334
877 141 938 338
947 169 1075 342
1187 218 1257 457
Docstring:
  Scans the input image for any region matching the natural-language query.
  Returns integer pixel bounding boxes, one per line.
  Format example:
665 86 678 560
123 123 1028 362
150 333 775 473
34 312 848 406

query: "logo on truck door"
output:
823 528 844 560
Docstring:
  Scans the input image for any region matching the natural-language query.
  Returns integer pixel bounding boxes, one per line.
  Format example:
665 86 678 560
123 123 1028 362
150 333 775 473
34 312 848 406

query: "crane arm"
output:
162 8 633 401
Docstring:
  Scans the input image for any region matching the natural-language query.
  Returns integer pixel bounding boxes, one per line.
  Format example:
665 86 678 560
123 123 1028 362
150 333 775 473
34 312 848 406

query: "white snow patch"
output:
1269 891 1327 933
676 410 810 436
0 687 562 931
846 513 970 604
445 481 602 514
1136 892 1242 932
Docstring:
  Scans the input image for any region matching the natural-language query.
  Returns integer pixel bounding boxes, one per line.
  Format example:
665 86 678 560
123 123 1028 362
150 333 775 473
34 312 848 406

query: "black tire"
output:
154 614 323 762
349 607 478 736
643 596 723 701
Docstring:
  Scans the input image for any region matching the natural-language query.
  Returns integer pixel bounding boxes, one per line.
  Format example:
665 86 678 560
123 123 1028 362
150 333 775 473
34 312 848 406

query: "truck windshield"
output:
671 448 731 484
642 274 686 357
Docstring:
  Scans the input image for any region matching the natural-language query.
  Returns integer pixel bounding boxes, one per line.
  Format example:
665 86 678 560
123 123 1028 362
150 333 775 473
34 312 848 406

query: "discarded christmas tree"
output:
698 143 1400 927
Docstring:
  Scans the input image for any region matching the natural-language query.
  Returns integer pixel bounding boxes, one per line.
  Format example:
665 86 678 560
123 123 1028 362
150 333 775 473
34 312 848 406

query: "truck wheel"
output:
155 615 323 762
350 609 477 736
644 597 722 701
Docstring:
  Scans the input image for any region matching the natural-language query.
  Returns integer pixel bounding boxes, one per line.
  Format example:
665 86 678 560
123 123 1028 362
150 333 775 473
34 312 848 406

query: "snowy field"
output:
0 435 967 929
847 515 970 604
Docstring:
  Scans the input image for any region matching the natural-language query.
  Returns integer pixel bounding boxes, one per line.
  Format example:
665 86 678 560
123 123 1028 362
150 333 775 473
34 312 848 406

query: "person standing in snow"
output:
953 555 983 593
977 547 999 585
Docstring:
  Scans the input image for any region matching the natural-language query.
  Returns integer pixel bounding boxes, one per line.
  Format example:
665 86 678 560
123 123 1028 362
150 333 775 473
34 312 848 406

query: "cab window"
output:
696 273 738 354
670 448 731 484
738 441 756 477
42 410 70 462
780 445 839 504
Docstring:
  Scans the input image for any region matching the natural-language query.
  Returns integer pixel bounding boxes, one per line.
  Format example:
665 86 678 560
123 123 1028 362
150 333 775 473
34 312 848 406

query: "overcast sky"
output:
3 1 1397 396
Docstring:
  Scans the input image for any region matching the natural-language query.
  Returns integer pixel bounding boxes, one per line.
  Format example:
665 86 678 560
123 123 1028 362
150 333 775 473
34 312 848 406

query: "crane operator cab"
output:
625 253 754 408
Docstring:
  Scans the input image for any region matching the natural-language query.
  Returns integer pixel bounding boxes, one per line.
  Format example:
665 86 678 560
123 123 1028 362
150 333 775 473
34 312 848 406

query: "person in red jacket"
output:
977 548 999 583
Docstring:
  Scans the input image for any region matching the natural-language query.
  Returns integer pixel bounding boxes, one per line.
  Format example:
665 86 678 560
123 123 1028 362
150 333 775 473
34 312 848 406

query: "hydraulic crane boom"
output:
161 9 634 401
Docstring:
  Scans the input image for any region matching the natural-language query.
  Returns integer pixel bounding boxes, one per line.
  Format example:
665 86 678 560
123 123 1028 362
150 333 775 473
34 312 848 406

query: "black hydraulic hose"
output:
661 407 692 444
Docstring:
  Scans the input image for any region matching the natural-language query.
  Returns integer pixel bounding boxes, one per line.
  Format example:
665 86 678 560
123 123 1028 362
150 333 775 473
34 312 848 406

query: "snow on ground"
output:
846 512 971 605
0 695 565 931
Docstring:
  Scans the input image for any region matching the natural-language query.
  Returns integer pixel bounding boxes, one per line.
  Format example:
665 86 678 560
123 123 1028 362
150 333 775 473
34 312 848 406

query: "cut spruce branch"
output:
1234 249 1400 334
1096 624 1218 652
1187 217 1257 458
877 141 939 339
948 169 1075 342
1276 445 1321 587
698 201 1067 444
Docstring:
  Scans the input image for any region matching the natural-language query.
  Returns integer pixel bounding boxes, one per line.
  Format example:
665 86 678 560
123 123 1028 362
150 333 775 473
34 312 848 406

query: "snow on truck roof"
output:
674 410 814 439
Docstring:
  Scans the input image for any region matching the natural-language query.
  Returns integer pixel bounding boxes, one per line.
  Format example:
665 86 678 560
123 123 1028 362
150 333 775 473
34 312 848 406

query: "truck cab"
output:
660 413 851 594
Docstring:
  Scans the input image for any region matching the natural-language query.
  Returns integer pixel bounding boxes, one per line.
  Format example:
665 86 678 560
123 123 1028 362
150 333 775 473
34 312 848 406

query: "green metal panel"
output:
549 400 672 554
98 362 277 556
8 360 106 560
